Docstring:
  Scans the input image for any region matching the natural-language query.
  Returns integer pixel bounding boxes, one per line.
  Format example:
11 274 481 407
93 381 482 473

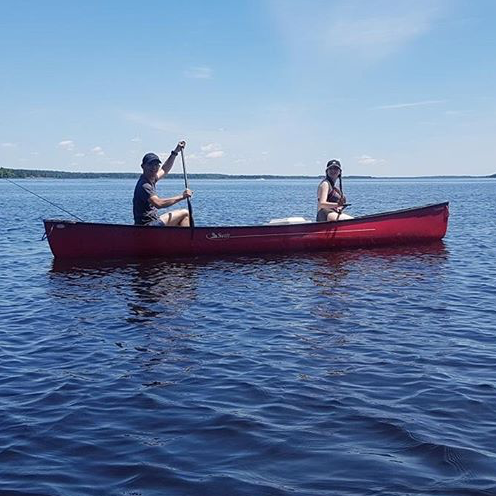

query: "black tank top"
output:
322 179 345 204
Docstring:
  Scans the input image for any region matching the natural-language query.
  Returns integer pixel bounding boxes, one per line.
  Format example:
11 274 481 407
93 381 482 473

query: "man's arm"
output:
156 141 186 181
149 189 192 209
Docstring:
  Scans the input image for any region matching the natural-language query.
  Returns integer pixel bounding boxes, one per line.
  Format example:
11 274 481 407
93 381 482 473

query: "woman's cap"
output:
326 159 341 170
141 152 162 166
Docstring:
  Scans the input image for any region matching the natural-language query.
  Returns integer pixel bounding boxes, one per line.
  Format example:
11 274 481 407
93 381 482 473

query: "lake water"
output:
1 177 496 495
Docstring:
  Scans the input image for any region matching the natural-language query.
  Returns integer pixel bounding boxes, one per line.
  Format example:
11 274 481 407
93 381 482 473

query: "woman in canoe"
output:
316 159 353 222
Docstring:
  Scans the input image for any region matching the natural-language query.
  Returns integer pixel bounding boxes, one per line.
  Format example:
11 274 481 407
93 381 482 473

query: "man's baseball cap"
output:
141 153 161 167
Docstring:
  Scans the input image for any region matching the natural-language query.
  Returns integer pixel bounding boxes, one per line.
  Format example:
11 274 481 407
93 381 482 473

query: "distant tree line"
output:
2 166 494 180
0 167 321 180
0 167 139 179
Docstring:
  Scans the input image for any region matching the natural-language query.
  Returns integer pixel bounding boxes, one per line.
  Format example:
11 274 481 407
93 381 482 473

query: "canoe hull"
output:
43 202 449 260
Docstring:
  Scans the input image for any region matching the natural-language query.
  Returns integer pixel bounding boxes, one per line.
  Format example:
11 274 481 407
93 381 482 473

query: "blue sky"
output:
1 0 495 176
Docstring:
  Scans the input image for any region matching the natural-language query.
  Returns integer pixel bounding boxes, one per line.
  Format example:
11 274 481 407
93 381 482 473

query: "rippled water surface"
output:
1 178 496 495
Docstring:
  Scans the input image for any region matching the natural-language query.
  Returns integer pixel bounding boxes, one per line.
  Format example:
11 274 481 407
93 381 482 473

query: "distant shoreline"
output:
1 167 495 180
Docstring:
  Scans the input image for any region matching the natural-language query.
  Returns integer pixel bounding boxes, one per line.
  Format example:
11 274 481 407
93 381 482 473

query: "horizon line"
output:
1 166 495 180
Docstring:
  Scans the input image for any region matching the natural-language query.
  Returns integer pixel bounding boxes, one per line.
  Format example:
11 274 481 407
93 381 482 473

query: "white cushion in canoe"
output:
268 217 311 225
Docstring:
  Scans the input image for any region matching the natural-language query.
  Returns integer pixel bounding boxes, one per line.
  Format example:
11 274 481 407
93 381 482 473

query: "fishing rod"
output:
5 178 85 222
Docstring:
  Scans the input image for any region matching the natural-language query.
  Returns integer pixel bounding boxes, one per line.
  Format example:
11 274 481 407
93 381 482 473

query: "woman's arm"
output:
317 182 342 210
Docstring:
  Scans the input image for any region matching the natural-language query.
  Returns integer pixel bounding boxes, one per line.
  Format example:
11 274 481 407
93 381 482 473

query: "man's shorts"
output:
147 219 166 227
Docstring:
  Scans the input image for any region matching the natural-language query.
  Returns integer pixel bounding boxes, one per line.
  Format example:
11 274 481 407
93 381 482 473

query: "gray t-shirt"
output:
133 175 160 225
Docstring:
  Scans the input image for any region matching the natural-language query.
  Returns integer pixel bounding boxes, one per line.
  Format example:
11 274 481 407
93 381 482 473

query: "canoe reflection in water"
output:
126 261 200 324
307 241 449 321
51 258 200 324
50 241 448 329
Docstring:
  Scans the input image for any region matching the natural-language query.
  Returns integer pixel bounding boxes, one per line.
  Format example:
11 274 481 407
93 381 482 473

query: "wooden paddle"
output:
180 148 195 229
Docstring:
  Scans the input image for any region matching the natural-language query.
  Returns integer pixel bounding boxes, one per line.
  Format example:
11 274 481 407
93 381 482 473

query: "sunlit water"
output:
1 178 496 495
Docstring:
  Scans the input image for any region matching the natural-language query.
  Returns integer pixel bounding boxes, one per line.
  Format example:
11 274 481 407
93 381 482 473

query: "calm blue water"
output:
1 177 496 496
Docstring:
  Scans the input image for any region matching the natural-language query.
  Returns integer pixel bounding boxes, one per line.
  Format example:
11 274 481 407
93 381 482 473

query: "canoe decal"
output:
206 232 232 240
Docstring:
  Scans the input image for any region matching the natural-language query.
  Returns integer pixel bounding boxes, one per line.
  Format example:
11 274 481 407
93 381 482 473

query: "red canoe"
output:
43 202 449 260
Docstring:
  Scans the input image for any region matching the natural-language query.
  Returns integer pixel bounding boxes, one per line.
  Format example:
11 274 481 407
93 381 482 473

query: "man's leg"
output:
159 209 190 226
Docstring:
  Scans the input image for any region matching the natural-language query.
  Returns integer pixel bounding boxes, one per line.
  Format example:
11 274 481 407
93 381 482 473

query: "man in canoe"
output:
133 141 193 226
317 159 353 222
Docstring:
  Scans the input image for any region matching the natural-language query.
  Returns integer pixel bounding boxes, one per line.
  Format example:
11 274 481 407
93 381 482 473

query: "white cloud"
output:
74 152 86 157
201 143 222 153
373 100 445 110
58 140 75 151
30 151 39 156
205 150 224 159
356 155 385 166
199 143 224 159
131 136 142 143
272 0 445 61
184 66 213 79
124 112 179 133
91 146 105 155
1 142 17 148
325 16 431 57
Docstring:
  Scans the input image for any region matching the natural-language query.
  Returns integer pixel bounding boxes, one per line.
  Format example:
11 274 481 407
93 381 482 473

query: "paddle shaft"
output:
180 149 195 228
336 173 347 217
339 173 349 208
